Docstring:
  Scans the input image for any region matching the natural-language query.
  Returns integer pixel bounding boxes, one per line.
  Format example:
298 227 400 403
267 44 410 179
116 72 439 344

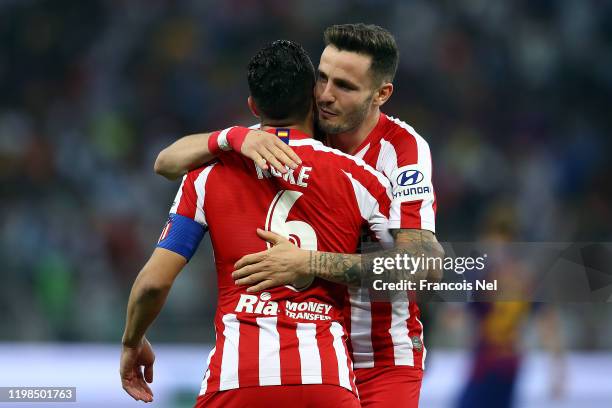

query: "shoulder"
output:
292 138 390 188
381 115 432 164
384 115 430 151
184 162 218 185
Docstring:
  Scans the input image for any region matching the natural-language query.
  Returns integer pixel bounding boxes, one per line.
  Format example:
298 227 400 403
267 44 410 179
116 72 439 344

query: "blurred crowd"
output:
1 0 611 347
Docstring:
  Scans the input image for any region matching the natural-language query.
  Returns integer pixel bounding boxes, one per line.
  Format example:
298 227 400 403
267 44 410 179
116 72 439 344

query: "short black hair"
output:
247 40 315 122
324 23 399 85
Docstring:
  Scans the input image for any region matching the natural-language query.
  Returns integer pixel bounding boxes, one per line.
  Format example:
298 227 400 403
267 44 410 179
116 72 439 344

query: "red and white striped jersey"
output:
169 128 392 396
337 113 437 370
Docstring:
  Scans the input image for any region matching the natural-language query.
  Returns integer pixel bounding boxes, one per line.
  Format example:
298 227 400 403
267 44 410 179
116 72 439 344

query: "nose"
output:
316 81 335 105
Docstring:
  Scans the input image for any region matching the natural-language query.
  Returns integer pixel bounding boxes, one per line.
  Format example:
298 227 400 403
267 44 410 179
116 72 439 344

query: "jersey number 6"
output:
265 190 318 251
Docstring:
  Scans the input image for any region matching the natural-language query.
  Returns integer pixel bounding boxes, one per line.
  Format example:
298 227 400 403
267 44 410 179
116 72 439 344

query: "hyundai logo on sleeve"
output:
397 170 424 186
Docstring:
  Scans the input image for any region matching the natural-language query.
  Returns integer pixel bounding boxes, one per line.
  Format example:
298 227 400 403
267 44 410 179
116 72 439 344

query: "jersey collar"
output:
264 127 312 143
351 112 388 155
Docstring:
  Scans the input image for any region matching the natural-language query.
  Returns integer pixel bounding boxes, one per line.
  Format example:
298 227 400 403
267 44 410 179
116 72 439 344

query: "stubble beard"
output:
317 96 372 136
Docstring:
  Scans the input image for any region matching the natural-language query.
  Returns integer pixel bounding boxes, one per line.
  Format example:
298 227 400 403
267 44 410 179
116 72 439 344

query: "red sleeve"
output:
385 128 436 233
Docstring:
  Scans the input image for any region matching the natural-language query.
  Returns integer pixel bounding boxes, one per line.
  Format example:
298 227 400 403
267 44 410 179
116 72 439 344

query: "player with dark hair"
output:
315 23 399 135
121 39 394 408
154 24 443 408
246 40 315 123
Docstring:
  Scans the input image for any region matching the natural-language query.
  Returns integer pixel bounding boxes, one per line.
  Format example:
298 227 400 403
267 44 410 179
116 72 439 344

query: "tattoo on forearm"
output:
309 252 362 286
308 229 444 289
391 229 444 283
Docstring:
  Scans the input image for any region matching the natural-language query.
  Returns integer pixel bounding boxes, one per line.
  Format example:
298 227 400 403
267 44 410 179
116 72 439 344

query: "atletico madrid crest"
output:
158 218 172 243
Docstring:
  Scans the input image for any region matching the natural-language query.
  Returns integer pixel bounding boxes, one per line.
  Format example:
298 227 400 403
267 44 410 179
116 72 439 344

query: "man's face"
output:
315 45 377 135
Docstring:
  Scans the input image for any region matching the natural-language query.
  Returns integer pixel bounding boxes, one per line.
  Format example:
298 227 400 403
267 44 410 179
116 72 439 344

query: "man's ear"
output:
373 82 394 107
247 96 260 118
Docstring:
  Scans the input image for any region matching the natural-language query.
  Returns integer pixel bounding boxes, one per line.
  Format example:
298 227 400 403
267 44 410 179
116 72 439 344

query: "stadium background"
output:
1 0 611 407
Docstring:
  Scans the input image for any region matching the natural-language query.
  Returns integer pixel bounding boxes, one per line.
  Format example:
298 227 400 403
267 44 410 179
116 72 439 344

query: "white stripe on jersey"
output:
354 143 370 160
288 138 323 147
219 314 240 390
330 321 353 391
389 292 415 366
416 129 436 231
348 287 375 369
416 315 427 370
296 323 323 384
289 139 391 193
377 138 398 179
342 170 392 247
169 175 186 214
257 317 281 386
194 164 216 226
198 345 217 395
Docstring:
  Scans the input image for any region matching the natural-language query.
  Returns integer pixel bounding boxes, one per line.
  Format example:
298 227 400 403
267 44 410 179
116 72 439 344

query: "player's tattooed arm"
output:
308 252 362 286
308 229 443 287
391 229 444 283
232 229 362 291
233 228 443 291
154 129 301 180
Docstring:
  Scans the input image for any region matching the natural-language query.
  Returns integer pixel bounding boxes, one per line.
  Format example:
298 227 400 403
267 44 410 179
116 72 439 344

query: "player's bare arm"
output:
154 132 214 180
120 248 186 403
391 229 444 283
154 128 301 180
233 228 444 292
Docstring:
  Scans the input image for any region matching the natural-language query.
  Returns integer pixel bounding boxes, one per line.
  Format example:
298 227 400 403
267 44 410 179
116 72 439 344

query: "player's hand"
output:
233 228 313 292
241 130 302 173
120 337 155 403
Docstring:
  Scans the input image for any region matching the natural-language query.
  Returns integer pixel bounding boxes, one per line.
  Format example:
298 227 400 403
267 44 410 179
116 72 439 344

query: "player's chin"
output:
318 118 345 135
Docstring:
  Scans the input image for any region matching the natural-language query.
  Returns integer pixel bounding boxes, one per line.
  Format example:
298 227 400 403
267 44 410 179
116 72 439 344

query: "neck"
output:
261 121 313 136
327 107 380 155
260 108 314 137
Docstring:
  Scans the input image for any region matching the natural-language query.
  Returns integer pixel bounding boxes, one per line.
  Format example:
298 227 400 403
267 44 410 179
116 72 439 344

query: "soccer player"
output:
120 40 395 408
154 24 443 408
455 210 565 408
